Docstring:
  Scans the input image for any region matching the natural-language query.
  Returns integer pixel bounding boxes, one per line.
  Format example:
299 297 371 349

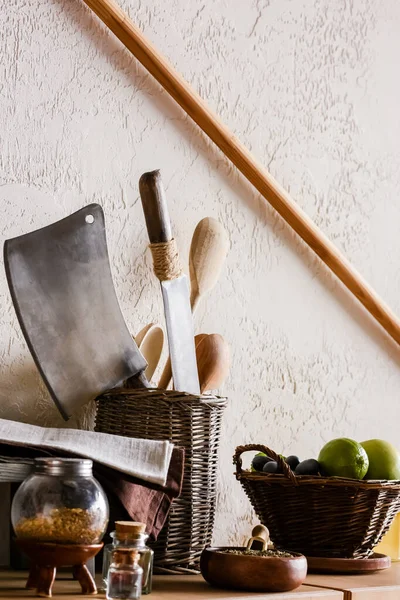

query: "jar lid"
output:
115 521 146 535
34 458 93 476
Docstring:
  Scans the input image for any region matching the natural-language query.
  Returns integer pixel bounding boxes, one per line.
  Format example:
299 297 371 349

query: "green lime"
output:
318 438 369 480
361 439 400 480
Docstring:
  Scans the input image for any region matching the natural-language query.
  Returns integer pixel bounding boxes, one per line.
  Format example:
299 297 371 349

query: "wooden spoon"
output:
195 333 230 393
189 217 229 312
135 323 164 382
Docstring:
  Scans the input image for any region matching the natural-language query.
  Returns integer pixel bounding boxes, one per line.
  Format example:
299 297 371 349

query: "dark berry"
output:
285 455 300 470
263 460 279 474
251 453 274 472
295 459 320 476
251 454 268 471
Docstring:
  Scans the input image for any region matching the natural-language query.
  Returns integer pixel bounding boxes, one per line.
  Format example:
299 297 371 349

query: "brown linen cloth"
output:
0 443 184 540
94 447 184 538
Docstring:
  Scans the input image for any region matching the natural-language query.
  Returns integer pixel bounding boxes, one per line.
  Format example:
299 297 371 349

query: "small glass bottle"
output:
102 522 153 594
106 549 143 600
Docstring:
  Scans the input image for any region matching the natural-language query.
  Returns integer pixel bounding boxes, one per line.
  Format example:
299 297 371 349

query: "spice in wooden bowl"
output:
222 548 295 558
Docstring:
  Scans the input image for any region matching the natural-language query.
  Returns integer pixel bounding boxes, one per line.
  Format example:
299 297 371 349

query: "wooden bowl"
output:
200 546 307 593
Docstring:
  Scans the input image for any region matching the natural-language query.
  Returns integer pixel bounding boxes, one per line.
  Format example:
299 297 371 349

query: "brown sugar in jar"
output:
12 458 109 544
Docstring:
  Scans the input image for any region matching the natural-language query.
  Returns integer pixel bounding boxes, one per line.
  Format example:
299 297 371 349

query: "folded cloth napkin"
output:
0 442 184 540
95 447 184 539
0 418 173 487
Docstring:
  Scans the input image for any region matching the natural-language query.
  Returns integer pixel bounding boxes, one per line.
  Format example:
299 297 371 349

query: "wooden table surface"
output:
307 562 400 599
2 567 400 599
150 576 341 600
0 571 341 600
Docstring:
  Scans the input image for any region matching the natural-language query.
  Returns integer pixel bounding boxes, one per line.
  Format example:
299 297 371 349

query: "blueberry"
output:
263 460 279 474
285 455 300 470
295 459 320 476
251 453 273 472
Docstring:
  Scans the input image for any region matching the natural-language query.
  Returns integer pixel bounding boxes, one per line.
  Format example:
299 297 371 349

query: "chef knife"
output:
139 170 200 395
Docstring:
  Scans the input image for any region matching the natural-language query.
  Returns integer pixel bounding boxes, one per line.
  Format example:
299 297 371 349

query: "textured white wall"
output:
1 0 400 545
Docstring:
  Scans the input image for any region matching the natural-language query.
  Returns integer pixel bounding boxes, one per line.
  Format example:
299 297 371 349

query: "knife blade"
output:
139 170 200 395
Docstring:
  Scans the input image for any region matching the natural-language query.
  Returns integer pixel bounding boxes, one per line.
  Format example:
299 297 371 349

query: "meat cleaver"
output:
4 204 149 420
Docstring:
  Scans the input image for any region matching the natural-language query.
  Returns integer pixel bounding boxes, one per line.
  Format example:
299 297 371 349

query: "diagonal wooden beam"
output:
81 0 400 345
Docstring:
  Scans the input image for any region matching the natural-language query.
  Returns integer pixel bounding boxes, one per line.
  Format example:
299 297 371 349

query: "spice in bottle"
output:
106 548 143 600
102 522 153 594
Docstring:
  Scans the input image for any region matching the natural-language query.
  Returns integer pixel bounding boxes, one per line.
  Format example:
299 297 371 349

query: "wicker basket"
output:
234 444 400 559
96 388 227 573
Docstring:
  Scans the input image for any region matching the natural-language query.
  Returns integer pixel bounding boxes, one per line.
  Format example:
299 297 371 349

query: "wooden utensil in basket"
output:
234 444 400 559
195 333 230 393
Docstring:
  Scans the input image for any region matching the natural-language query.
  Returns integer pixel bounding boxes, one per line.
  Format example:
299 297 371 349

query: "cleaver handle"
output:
139 170 173 245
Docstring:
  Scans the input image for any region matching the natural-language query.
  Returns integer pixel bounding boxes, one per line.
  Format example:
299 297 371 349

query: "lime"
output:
361 439 400 480
318 438 369 479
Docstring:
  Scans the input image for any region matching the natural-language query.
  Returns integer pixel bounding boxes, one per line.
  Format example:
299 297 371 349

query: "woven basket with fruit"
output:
234 438 400 558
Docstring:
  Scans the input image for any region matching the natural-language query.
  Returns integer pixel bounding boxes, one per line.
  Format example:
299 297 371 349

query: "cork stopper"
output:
115 521 146 536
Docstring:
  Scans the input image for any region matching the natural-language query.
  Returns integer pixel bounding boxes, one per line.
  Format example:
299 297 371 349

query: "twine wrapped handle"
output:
234 444 297 485
149 239 183 281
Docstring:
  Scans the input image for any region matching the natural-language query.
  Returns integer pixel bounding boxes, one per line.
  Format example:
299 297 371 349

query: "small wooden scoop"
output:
246 524 270 551
195 333 230 393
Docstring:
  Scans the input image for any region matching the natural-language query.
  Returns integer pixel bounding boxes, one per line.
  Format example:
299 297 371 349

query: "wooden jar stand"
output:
16 540 103 597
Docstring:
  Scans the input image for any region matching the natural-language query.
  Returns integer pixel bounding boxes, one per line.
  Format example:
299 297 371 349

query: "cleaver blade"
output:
4 204 149 420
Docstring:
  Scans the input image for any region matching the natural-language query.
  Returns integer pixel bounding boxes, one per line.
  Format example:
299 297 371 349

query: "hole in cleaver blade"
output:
3 204 147 420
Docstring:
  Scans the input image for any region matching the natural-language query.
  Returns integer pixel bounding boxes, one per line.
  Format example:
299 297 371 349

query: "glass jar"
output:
106 548 143 600
103 522 153 594
11 457 109 544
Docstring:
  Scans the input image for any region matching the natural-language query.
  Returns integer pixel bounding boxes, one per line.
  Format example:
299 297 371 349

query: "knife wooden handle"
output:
139 170 184 285
139 170 172 244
